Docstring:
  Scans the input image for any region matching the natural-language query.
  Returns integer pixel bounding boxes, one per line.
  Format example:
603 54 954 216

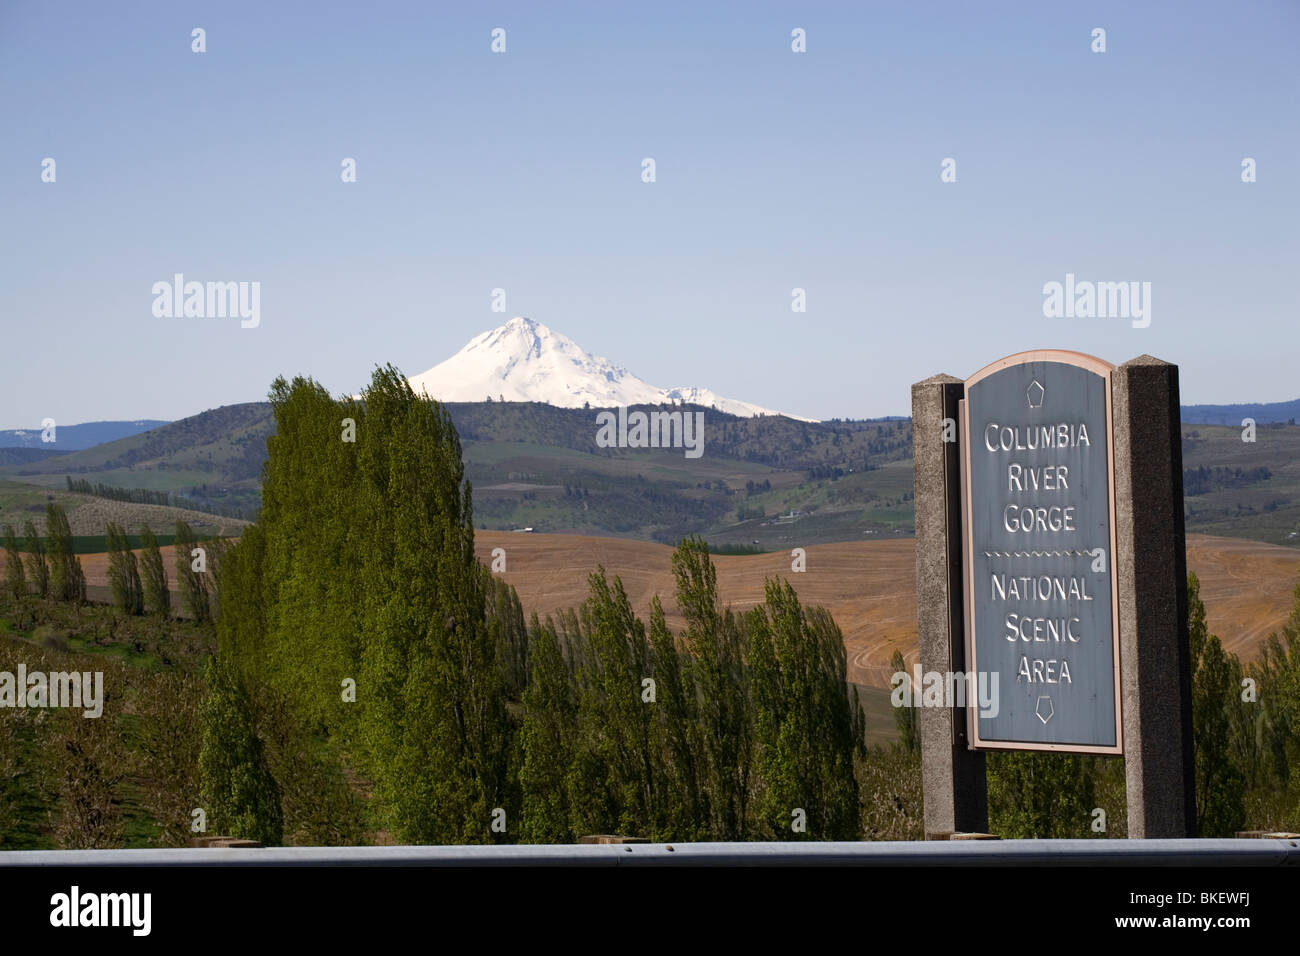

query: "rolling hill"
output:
0 478 250 541
2 398 1299 547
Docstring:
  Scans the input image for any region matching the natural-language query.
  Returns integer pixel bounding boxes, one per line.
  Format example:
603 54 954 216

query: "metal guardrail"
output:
1 838 1296 867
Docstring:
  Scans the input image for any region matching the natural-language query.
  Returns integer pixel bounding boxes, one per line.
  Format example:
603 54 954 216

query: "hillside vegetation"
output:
3 374 1299 848
2 400 1297 548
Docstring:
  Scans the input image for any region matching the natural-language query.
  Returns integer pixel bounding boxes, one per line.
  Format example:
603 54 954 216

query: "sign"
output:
960 350 1122 754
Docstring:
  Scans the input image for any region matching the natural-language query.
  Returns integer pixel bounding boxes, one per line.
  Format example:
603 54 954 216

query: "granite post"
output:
912 373 987 838
1112 355 1197 838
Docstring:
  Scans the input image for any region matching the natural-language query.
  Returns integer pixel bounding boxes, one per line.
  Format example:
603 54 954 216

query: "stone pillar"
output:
1112 355 1197 838
911 374 987 838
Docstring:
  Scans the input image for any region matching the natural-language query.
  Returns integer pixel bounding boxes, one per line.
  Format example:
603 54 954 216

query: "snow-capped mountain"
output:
407 317 815 421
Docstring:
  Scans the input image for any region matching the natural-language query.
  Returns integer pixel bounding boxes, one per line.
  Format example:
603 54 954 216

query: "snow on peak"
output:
406 318 813 420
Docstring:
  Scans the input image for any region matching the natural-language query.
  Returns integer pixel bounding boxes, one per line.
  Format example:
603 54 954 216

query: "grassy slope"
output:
0 479 250 538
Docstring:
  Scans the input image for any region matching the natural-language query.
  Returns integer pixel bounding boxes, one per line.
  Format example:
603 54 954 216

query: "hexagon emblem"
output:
1035 695 1054 724
1026 380 1045 408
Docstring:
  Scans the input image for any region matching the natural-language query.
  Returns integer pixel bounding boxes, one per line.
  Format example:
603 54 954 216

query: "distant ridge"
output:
0 420 169 451
0 447 68 466
1181 400 1300 426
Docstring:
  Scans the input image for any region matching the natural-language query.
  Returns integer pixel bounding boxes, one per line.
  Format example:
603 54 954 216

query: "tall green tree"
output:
198 658 283 845
255 375 361 732
747 581 861 840
672 536 753 840
1253 579 1300 828
485 570 529 699
647 595 706 840
573 568 660 837
105 523 144 615
1188 572 1246 836
519 614 578 843
137 525 170 617
174 521 210 622
214 523 268 691
219 366 514 845
890 649 920 754
2 524 25 600
45 504 84 604
21 520 49 599
352 365 512 844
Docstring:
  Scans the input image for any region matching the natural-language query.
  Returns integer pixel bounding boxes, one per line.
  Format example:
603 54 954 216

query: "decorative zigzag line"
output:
981 549 1096 559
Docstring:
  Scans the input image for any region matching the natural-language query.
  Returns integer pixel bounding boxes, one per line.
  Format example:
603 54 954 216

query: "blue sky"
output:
2 0 1297 427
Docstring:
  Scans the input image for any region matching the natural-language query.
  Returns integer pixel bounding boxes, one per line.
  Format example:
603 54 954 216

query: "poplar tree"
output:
1255 583 1300 819
353 365 511 844
256 375 362 734
672 536 753 839
747 581 860 840
198 658 283 845
21 520 49 599
647 595 706 840
105 523 144 615
213 523 268 691
45 504 84 604
520 615 578 843
138 525 170 618
227 366 514 844
2 524 25 600
174 521 210 622
573 569 660 837
890 649 920 754
69 555 86 605
485 571 529 699
1189 572 1246 836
